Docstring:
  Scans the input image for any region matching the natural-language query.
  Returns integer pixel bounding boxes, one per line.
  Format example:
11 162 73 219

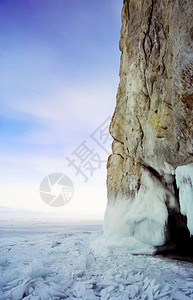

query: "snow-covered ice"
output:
1 218 193 299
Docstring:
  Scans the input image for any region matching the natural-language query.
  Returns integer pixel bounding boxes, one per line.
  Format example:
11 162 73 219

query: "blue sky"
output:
0 0 122 218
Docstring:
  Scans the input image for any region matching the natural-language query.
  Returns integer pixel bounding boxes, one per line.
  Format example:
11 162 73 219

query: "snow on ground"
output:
1 219 193 300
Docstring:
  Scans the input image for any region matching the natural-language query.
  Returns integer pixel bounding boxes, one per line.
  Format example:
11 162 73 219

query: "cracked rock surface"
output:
105 0 193 253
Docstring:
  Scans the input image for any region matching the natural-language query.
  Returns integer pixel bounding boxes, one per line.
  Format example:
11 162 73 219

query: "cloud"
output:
9 82 115 122
1 80 116 155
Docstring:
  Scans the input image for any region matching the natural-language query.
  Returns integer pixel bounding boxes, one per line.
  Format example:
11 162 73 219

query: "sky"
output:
0 0 122 219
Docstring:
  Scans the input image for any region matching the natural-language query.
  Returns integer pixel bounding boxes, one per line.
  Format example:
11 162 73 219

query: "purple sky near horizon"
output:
0 0 122 218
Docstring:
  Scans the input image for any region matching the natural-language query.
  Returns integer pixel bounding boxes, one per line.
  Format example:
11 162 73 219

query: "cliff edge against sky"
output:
105 0 193 254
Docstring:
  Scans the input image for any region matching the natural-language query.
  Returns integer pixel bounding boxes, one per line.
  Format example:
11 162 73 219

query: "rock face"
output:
105 0 193 254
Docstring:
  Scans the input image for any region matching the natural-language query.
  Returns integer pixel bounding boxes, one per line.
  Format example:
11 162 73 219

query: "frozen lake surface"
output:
1 218 193 299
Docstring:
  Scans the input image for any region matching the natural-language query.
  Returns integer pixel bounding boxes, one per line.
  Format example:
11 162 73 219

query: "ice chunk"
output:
125 284 138 298
100 285 115 298
176 163 193 234
10 283 27 300
46 274 64 284
73 282 86 297
30 260 49 278
83 288 97 300
173 290 192 300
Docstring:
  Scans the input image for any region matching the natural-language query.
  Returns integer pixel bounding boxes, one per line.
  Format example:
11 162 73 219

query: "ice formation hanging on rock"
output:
176 164 193 235
105 0 193 253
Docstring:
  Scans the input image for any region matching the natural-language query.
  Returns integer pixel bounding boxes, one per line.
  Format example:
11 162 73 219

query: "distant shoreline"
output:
0 206 104 223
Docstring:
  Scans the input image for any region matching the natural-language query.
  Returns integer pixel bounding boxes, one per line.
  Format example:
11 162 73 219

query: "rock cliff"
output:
105 0 193 254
